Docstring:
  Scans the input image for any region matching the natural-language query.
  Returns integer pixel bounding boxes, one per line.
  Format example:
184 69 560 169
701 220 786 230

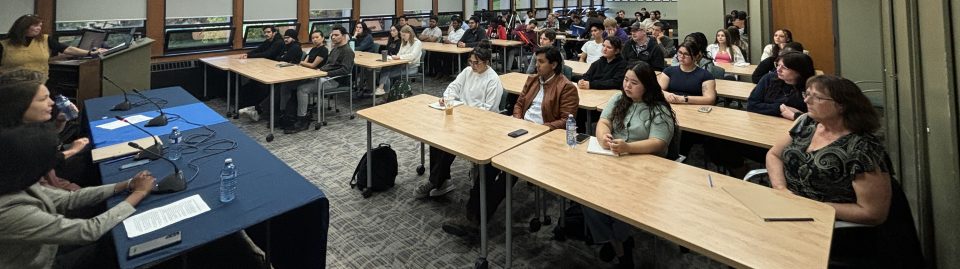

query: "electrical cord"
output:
164 112 238 184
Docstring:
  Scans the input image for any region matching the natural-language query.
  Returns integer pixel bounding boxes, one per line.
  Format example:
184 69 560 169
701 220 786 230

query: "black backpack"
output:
350 143 398 193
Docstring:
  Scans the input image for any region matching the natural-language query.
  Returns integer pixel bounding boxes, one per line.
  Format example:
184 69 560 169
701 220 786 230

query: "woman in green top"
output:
584 61 677 268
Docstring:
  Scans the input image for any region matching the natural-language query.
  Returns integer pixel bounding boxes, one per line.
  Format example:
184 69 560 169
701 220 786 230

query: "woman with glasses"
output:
658 41 716 156
768 75 892 226
1 14 106 76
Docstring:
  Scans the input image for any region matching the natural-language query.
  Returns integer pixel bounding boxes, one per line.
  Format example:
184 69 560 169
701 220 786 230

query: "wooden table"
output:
716 62 758 77
356 94 550 268
493 130 835 268
421 42 474 73
716 79 756 101
201 56 327 142
564 59 592 75
673 104 792 148
490 39 524 73
352 51 411 106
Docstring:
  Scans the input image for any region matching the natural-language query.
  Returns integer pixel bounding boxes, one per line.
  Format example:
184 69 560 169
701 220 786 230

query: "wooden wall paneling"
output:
35 0 54 35
396 0 404 18
147 0 165 56
433 0 439 16
771 0 835 74
233 0 244 49
352 0 360 21
298 0 309 41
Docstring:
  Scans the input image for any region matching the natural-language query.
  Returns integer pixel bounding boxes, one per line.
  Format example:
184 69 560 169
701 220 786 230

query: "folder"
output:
723 184 816 222
91 136 162 162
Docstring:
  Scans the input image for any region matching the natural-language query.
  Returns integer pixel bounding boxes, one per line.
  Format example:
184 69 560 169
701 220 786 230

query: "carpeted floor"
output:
204 73 730 269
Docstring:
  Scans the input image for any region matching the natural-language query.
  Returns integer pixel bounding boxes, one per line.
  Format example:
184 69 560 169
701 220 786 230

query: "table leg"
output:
505 173 513 268
458 56 463 74
317 78 324 129
476 163 488 268
586 111 593 135
502 46 507 73
364 121 373 198
202 64 208 100
266 84 275 142
234 73 240 119
372 69 378 106
226 71 232 117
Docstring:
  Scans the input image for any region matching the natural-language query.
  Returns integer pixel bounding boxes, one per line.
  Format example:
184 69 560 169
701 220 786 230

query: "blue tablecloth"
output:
88 102 227 148
86 88 328 269
85 87 201 120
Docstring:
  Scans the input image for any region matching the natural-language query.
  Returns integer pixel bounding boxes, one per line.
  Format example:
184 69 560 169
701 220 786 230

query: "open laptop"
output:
100 28 136 57
76 29 107 51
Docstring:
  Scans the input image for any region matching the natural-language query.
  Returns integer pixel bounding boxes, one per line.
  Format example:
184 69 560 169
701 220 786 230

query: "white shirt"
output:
447 28 465 43
523 74 556 124
706 43 747 64
420 27 442 41
443 66 503 112
397 39 422 71
581 40 603 64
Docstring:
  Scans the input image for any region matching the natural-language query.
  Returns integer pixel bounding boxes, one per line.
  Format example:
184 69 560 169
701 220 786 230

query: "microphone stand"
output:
129 142 186 194
132 89 169 127
114 116 165 160
103 76 133 111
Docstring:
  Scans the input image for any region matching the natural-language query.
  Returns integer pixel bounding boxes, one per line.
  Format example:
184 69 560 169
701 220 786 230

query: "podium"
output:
48 38 153 108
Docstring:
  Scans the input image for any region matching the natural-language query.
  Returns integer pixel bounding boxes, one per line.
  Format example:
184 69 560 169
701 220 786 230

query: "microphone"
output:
128 142 186 194
103 76 132 111
114 116 164 160
132 89 168 127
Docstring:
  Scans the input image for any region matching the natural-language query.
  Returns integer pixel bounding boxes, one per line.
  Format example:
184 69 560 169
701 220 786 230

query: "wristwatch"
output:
683 95 689 103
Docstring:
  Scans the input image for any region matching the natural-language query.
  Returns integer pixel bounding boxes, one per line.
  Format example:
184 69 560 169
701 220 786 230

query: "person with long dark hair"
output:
579 36 626 90
240 25 283 59
0 14 106 75
584 61 677 268
0 123 157 269
749 51 815 120
752 41 804 83
352 20 375 53
707 28 746 64
761 28 793 60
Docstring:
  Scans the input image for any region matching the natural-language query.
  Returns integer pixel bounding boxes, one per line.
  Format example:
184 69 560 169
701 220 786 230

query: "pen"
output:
707 174 714 188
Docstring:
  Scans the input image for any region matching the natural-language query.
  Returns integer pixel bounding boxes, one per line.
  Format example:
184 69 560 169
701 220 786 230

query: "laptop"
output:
76 29 107 51
100 28 136 57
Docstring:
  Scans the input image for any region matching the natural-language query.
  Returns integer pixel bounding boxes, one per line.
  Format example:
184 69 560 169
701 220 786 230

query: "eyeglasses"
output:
802 91 834 102
468 60 482 66
677 51 691 57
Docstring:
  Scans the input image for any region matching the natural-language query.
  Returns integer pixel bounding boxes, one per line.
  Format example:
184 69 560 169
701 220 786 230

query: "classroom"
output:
0 0 956 268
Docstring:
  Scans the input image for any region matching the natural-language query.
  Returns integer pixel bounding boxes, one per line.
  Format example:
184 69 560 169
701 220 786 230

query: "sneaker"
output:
374 87 386 96
429 181 456 197
414 183 435 199
442 218 479 238
239 107 260 122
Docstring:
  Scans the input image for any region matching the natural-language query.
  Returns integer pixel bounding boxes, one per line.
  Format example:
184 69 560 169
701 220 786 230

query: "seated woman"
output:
578 23 606 64
0 123 156 269
578 36 626 90
375 25 422 96
383 25 402 56
752 41 804 83
442 47 579 237
583 62 677 268
706 28 747 65
658 41 716 155
768 75 892 226
352 21 375 53
748 51 815 120
760 28 794 61
0 69 91 189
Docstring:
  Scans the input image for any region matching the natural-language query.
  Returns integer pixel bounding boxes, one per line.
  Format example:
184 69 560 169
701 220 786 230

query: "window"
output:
402 13 432 29
360 1 395 17
536 9 550 20
516 0 531 10
1 0 33 35
474 0 489 12
165 26 234 54
553 0 565 9
56 0 146 46
163 0 233 54
359 15 394 35
243 21 298 47
437 12 463 28
309 19 350 38
310 0 351 20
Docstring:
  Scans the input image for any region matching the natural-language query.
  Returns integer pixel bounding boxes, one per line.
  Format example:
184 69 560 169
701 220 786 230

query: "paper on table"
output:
428 100 465 110
123 194 211 238
587 136 619 156
723 184 815 222
96 115 153 130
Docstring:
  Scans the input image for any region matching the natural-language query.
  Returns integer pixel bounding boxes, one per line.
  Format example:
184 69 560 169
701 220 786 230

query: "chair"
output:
742 169 925 268
314 73 355 130
854 80 885 115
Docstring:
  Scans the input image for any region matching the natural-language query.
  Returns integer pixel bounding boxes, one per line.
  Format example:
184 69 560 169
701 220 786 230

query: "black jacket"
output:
460 27 488 47
622 36 666 71
581 55 627 90
276 42 303 64
247 37 283 59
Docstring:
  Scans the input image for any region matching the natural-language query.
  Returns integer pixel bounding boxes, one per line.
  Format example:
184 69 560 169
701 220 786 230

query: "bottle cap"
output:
172 126 179 130
225 158 233 163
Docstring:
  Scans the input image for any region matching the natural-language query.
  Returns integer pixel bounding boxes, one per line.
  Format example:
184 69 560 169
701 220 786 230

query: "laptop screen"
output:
77 30 107 50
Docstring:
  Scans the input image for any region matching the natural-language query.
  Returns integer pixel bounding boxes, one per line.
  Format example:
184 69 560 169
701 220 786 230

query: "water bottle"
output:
565 114 577 148
53 95 79 121
166 126 182 160
220 158 238 203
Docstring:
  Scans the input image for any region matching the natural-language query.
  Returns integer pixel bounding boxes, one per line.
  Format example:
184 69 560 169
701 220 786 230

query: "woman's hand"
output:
600 134 614 149
129 170 157 193
664 92 683 103
577 80 590 89
62 137 90 159
607 138 628 155
779 104 800 120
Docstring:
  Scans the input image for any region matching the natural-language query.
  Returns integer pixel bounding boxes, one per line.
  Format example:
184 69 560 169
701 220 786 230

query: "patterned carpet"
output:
204 74 728 269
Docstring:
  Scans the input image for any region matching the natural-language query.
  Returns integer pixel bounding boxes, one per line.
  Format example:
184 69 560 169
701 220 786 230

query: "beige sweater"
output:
0 183 135 269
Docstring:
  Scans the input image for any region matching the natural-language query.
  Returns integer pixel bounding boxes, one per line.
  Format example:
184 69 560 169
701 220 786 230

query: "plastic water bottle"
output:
53 95 79 121
219 158 238 203
565 114 577 148
166 126 182 160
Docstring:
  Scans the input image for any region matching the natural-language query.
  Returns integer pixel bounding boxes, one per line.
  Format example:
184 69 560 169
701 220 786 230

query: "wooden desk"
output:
202 56 327 142
356 94 550 268
490 39 523 73
564 60 591 75
716 63 758 77
199 56 273 117
352 51 411 106
673 104 792 149
421 42 474 73
715 79 756 101
493 130 835 269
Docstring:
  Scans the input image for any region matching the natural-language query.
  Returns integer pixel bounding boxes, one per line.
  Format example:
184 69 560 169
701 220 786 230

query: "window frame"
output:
308 18 350 38
437 11 465 29
55 26 146 49
163 25 236 55
241 20 299 48
358 15 396 37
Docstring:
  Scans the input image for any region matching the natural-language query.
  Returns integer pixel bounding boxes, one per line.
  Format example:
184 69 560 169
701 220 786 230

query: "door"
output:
771 0 836 74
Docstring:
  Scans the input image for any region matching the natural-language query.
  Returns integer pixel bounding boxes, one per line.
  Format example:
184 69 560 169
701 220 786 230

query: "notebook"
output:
586 136 620 156
723 184 816 222
91 136 162 162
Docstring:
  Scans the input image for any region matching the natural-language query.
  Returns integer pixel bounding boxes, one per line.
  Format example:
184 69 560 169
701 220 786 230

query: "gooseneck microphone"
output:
114 116 164 160
132 89 168 127
128 142 186 194
103 76 132 111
